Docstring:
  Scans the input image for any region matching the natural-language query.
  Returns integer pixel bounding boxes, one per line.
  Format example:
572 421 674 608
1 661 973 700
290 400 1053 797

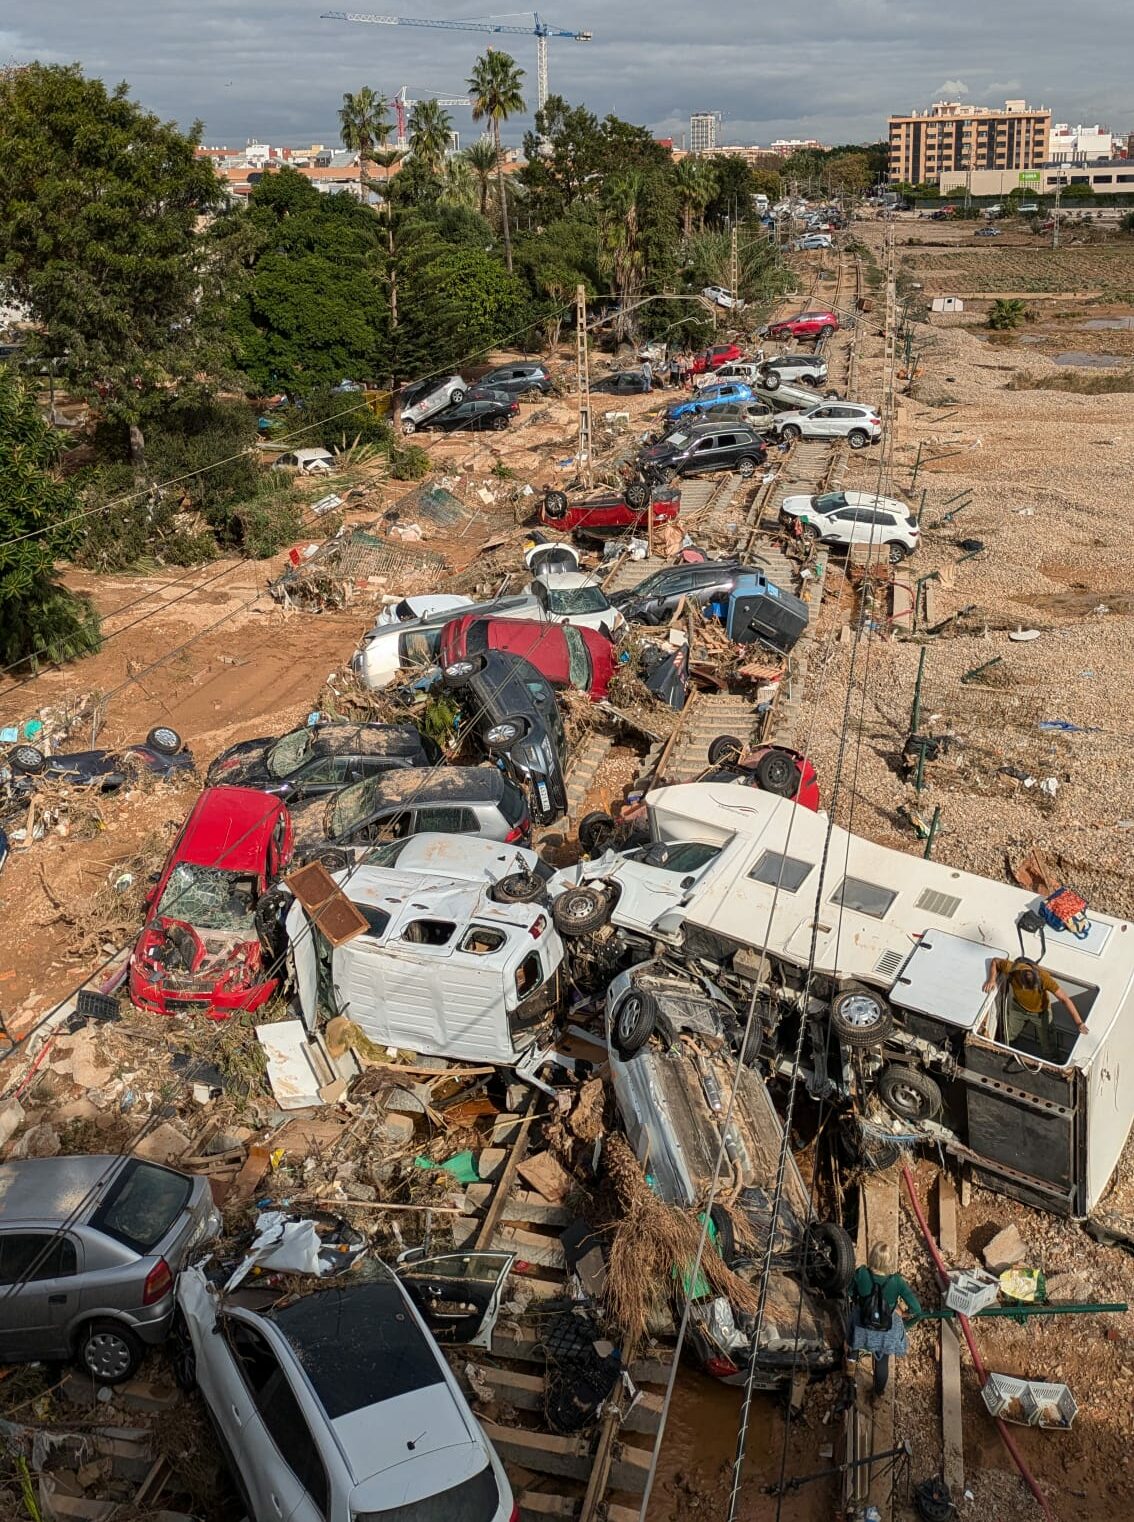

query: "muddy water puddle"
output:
1052 350 1129 367
1081 316 1134 330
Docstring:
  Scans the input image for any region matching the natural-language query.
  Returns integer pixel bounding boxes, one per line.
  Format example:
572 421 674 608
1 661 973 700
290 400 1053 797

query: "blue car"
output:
666 382 755 422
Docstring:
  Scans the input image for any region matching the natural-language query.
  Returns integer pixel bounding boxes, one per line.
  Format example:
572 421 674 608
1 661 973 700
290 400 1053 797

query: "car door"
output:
803 407 837 438
0 1231 81 1359
396 1251 516 1348
682 434 718 475
288 755 353 801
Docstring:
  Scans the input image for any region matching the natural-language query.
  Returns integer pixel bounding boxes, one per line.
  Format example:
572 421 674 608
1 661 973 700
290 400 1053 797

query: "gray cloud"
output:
8 2 1133 149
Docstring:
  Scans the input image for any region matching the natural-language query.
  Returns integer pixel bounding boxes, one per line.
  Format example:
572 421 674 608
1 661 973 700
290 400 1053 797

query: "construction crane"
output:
392 86 471 150
322 11 593 110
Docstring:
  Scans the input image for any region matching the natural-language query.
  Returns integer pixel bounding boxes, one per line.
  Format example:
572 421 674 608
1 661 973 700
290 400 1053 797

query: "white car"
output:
353 594 541 689
525 571 625 638
794 234 833 251
362 830 549 886
762 353 829 390
400 374 467 433
780 489 920 563
374 594 474 627
176 1256 516 1522
702 285 743 310
697 360 764 389
272 447 336 474
546 837 726 942
775 402 881 450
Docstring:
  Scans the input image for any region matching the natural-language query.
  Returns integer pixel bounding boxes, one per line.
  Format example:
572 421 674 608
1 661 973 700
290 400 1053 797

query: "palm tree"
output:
463 136 499 219
674 157 718 239
440 153 477 210
468 49 525 271
338 86 391 202
408 98 453 182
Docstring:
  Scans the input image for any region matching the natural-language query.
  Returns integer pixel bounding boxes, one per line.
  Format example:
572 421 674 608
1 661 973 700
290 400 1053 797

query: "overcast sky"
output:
3 3 1129 151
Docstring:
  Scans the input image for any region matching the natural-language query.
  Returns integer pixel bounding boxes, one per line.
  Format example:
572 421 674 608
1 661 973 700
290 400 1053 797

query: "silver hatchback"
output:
0 1155 221 1383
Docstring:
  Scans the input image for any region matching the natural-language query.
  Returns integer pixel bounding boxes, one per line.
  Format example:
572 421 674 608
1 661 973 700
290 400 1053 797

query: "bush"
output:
225 486 304 558
390 440 431 480
988 299 1027 331
0 583 101 670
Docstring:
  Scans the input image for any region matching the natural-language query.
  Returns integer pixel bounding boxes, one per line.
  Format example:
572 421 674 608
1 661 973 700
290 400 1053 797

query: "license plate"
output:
536 781 550 813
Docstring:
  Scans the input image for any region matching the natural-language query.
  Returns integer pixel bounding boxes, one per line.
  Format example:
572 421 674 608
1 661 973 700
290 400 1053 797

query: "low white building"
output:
1049 123 1114 163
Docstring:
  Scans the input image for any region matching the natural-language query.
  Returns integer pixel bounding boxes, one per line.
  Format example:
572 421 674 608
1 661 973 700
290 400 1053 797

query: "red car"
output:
129 786 293 1020
541 485 680 541
690 343 743 375
704 736 821 811
441 615 617 701
765 309 840 341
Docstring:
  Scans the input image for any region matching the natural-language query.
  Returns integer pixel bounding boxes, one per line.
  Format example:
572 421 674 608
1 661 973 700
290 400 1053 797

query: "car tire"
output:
739 1019 763 1066
887 542 909 564
830 983 894 1048
781 424 802 442
78 1319 144 1384
444 657 483 685
402 420 416 435
819 325 834 340
146 726 183 756
9 744 46 775
552 885 612 937
848 429 869 450
800 524 821 545
755 749 797 796
544 490 569 519
491 415 509 431
803 1221 855 1295
578 810 617 855
709 1202 737 1265
736 456 758 478
625 479 648 509
612 986 660 1055
878 1064 943 1123
169 1311 197 1392
799 375 818 388
763 370 781 391
823 389 840 399
315 848 350 874
485 717 527 751
450 389 466 405
707 734 745 767
490 871 545 904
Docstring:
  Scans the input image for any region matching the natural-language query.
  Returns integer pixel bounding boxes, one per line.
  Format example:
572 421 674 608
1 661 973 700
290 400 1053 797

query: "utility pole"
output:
729 220 739 300
575 283 593 489
1053 180 1062 250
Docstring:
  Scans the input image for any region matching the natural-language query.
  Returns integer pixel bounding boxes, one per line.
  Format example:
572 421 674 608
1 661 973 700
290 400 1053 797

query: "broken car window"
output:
89 1160 192 1254
563 626 593 691
156 863 258 932
266 727 314 779
544 585 608 616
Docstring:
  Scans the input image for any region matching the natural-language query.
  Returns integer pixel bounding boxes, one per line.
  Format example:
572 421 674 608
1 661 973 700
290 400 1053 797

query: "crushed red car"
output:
540 485 680 541
690 343 743 375
765 310 840 341
129 786 293 1019
440 615 617 701
703 736 821 810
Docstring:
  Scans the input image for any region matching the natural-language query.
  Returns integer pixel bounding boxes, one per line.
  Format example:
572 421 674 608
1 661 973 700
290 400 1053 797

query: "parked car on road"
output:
591 370 652 396
0 1156 221 1384
780 489 918 561
444 651 569 825
667 381 755 422
774 402 881 449
539 485 681 540
400 374 466 432
417 396 518 432
176 1256 517 1522
762 353 829 389
640 422 767 480
525 571 625 638
611 560 766 626
206 722 439 801
475 360 552 396
441 615 617 700
271 448 336 474
764 309 840 341
353 594 541 690
128 786 292 1019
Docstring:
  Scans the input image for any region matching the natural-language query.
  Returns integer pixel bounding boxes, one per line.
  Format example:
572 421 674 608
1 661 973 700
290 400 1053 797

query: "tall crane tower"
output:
322 11 593 110
392 86 472 150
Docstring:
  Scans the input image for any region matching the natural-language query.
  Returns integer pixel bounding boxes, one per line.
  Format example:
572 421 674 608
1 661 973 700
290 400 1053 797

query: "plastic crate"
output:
982 1372 1078 1429
945 1268 1000 1316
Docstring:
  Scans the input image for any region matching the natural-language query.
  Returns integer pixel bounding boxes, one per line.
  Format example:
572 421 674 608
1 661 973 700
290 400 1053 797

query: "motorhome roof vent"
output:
916 888 962 919
873 948 905 980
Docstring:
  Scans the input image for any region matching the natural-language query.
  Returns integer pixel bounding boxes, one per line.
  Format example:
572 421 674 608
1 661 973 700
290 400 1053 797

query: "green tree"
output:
338 86 391 202
674 158 718 239
826 151 873 195
1120 210 1134 235
396 238 531 378
408 98 453 182
599 174 648 340
1060 181 1095 201
0 366 100 668
468 50 526 272
464 136 500 218
702 156 754 228
0 64 230 465
440 152 477 210
372 148 405 336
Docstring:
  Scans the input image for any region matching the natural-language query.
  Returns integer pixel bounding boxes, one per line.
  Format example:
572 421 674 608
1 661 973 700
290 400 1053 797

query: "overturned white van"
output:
286 867 566 1070
646 783 1134 1218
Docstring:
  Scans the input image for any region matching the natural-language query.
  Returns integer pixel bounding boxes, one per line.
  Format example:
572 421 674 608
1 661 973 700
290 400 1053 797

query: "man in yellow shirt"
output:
983 957 1087 1059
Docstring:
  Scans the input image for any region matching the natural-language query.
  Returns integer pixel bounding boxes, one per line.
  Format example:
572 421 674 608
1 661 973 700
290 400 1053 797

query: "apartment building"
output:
689 112 720 154
1048 123 1114 162
888 100 1050 184
768 137 828 158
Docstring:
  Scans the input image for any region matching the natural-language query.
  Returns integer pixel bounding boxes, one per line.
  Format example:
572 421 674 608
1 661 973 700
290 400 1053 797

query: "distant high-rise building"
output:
689 113 719 155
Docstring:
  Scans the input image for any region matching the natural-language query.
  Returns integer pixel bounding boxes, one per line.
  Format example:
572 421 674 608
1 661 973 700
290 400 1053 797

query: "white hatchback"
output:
774 402 881 449
780 489 920 563
526 571 626 637
271 448 336 474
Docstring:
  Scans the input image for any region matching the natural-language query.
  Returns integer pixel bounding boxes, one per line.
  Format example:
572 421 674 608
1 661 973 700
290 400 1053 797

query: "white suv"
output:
780 490 919 563
400 374 466 433
775 402 881 449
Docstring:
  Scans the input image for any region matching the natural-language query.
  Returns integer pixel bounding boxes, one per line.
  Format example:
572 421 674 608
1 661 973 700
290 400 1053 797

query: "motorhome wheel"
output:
830 984 895 1048
878 1064 942 1122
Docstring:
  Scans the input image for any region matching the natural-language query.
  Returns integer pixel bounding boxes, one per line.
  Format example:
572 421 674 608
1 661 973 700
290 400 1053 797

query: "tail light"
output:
510 403 519 414
142 1257 173 1305
529 914 547 940
509 1505 520 1522
505 820 529 843
704 1354 740 1379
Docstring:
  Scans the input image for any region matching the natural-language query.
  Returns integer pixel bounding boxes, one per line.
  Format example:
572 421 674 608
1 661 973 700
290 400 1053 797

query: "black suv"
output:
475 361 552 396
640 423 767 481
611 560 766 625
444 651 569 825
206 722 439 801
418 397 517 432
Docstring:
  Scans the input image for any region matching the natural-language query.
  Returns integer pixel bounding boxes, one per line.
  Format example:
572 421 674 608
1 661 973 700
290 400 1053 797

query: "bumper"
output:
129 966 279 1020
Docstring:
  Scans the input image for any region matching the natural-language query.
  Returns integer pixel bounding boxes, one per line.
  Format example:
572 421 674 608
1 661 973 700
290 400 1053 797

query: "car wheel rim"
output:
892 1083 925 1116
566 895 596 922
840 995 882 1029
85 1331 132 1380
618 997 641 1040
152 728 179 750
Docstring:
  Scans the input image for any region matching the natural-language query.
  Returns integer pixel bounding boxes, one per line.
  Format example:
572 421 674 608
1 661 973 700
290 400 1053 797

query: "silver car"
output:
0 1155 221 1383
400 374 467 433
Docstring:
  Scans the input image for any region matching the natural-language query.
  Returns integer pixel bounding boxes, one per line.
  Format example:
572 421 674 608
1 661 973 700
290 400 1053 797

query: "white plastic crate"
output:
945 1267 1000 1316
982 1372 1078 1429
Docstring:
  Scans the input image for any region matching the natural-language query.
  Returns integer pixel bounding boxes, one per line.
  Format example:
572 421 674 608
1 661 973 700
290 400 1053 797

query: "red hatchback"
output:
129 786 293 1019
541 485 680 540
765 309 840 341
441 615 617 701
691 343 743 375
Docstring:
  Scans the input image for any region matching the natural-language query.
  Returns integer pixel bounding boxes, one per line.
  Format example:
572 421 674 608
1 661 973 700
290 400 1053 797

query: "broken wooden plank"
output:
937 1173 965 1499
468 1366 661 1436
482 1423 651 1494
462 1183 573 1227
488 1326 672 1385
517 1150 577 1204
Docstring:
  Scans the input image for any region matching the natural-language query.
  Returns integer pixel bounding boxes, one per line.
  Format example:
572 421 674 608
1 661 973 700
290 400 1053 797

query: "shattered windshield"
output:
266 727 314 779
563 626 593 690
156 863 258 932
545 585 608 615
331 778 380 838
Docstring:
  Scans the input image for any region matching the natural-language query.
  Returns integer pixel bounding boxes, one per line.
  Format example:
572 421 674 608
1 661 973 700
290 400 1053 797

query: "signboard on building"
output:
1018 170 1041 185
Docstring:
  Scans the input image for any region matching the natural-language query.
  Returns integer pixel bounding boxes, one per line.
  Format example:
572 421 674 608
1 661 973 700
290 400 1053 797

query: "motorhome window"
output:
460 926 507 955
401 918 456 946
830 877 897 918
515 951 544 995
748 850 812 893
359 906 392 938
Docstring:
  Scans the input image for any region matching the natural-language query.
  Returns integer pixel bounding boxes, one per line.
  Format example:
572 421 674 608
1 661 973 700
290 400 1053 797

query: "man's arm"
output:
1056 987 1088 1033
982 958 1005 994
